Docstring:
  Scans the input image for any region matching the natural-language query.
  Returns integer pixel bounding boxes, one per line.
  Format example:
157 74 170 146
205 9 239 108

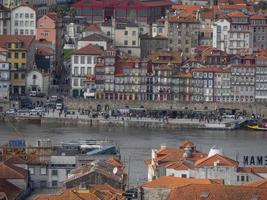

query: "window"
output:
124 40 128 45
132 41 136 45
30 30 34 35
20 13 23 18
181 174 187 178
85 56 93 65
20 29 24 35
132 31 136 36
52 169 58 176
21 53 25 58
14 53 18 58
93 56 97 64
14 73 18 79
73 79 78 86
30 21 34 26
74 56 79 64
52 180 58 187
40 167 47 175
107 31 110 36
25 13 29 18
29 167 35 175
87 67 92 75
81 67 85 76
74 67 79 76
21 73 25 79
8 53 11 58
30 13 34 19
124 31 128 35
80 56 85 64
241 175 245 182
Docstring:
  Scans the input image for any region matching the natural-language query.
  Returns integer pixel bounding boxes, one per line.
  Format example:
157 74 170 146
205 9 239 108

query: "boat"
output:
247 119 267 131
55 139 120 156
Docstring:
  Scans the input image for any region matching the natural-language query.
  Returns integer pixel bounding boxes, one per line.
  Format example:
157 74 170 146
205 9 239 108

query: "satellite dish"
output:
113 167 118 175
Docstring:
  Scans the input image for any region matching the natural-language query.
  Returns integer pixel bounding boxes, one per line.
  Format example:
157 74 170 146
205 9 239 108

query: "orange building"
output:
36 12 63 75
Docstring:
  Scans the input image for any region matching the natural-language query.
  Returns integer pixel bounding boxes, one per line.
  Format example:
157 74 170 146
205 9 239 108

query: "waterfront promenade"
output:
11 109 246 130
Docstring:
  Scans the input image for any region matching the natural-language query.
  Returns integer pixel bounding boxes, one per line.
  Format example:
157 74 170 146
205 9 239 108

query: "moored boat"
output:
247 119 267 131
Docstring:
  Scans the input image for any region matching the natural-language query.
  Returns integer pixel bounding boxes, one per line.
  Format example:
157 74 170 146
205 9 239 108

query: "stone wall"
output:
64 99 267 116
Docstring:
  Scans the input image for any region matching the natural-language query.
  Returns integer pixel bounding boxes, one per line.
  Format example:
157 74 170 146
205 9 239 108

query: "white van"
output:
29 91 37 97
56 103 63 110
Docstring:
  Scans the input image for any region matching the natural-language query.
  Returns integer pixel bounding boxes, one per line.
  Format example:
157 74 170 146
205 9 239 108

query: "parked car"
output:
6 108 16 114
29 109 39 116
56 103 63 110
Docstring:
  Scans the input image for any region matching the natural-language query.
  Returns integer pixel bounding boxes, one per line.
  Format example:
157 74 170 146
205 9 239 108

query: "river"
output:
1 122 267 186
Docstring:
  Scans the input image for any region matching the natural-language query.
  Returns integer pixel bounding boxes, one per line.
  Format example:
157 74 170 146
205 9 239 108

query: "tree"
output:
68 8 77 18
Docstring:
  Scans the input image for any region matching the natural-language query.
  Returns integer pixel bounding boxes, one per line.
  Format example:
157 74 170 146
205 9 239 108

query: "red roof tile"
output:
168 184 267 200
195 154 239 167
74 44 103 55
0 179 22 200
0 35 35 50
0 160 28 179
245 179 267 188
227 11 248 18
142 176 220 189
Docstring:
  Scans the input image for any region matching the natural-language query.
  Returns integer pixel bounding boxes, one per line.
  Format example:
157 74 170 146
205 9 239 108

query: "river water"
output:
1 122 267 186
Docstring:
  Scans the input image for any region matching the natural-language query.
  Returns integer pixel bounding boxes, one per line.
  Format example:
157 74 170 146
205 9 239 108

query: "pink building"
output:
36 12 63 77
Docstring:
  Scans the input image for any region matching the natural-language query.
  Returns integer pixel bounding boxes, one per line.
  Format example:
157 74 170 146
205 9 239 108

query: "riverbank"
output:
64 99 267 116
39 115 241 130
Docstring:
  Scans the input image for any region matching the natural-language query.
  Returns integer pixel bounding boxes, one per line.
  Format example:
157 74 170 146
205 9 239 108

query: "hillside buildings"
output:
10 4 36 36
145 140 267 185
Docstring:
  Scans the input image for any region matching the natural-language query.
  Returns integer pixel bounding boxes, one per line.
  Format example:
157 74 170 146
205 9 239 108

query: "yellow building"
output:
0 35 35 95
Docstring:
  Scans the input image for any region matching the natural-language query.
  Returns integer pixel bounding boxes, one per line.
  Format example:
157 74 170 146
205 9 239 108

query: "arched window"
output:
33 74 37 79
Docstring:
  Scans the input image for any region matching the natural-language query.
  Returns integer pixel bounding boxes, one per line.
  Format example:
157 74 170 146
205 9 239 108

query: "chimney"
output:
151 149 156 166
160 143 166 149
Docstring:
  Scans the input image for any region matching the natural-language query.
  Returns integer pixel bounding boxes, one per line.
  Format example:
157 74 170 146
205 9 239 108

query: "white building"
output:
212 19 230 51
0 47 9 99
47 156 76 188
71 44 103 97
146 141 267 185
0 4 11 35
77 33 112 50
151 18 168 38
11 4 36 35
101 18 141 57
26 69 49 95
255 54 267 103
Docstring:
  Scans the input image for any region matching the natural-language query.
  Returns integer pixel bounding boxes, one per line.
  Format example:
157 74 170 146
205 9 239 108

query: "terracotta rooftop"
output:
0 160 28 179
0 35 35 50
74 44 103 55
195 154 239 167
245 179 267 188
142 176 221 189
250 15 267 20
175 72 192 78
168 183 267 200
238 167 267 174
0 179 23 200
84 24 101 32
80 33 112 42
36 184 125 200
227 11 248 18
